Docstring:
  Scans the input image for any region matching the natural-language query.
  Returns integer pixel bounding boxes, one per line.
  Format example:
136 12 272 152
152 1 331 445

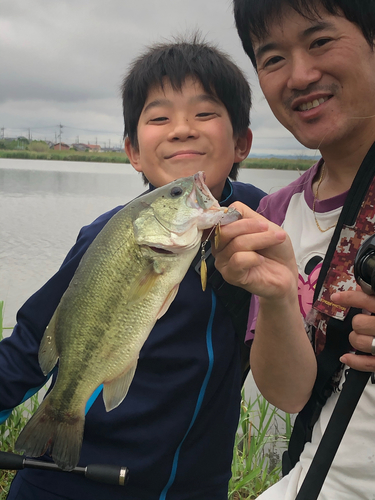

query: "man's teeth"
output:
298 97 329 111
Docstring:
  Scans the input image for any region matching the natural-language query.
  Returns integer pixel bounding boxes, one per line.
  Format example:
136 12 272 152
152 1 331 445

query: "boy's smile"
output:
125 77 251 200
253 7 375 160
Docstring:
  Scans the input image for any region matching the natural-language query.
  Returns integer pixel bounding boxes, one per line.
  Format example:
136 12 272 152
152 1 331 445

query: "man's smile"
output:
291 93 333 112
296 96 331 112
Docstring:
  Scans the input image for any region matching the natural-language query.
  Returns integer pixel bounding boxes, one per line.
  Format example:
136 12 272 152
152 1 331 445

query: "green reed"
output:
0 302 41 499
228 391 292 499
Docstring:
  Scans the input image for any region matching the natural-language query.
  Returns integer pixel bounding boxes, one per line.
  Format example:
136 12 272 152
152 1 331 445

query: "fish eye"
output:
170 186 183 197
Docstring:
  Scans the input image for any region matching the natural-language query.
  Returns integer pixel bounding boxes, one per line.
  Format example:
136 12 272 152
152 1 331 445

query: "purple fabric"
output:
245 160 347 345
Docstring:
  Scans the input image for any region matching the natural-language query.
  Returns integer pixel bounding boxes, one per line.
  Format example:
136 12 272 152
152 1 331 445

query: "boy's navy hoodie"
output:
1 179 264 500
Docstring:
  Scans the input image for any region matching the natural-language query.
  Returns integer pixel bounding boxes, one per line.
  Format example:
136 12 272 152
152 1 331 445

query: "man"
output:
213 1 375 498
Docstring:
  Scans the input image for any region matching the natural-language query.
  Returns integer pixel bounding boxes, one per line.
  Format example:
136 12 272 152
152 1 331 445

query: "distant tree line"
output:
0 138 54 152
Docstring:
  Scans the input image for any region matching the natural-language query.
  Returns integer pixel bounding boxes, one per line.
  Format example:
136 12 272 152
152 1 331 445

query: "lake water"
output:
0 158 302 328
0 158 303 449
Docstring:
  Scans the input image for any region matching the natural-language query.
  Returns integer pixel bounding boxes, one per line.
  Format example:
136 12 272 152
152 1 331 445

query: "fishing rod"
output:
0 451 129 487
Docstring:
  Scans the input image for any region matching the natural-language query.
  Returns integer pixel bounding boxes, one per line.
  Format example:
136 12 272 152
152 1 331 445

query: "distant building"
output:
53 143 70 150
86 144 101 152
71 143 101 152
71 143 88 152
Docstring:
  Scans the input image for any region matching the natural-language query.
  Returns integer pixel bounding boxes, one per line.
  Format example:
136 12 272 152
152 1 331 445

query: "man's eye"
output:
311 38 332 48
263 55 283 68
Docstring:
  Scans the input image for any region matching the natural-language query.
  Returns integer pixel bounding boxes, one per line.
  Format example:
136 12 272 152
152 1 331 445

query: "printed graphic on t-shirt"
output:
298 257 323 318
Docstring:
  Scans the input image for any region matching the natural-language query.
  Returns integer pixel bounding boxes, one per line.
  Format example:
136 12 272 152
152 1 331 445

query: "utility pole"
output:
28 128 31 141
59 124 63 150
0 128 4 140
109 139 111 150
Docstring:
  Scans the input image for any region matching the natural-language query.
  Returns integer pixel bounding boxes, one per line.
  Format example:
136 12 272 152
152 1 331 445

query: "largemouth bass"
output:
15 171 241 471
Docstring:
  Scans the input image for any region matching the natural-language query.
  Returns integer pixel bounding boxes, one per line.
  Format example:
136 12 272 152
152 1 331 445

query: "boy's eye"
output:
196 112 216 118
149 116 168 122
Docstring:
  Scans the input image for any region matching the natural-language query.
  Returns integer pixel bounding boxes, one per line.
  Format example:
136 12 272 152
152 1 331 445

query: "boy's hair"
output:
233 0 375 68
121 34 251 182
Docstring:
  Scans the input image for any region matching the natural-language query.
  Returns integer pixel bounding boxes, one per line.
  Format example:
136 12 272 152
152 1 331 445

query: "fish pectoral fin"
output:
103 361 138 412
38 310 59 376
156 284 180 320
127 264 160 306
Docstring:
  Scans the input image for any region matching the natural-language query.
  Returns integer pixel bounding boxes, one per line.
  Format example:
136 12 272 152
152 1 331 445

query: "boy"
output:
1 37 265 500
213 1 375 498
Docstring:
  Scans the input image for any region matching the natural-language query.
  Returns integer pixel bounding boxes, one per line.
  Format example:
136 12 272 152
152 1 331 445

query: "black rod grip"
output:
0 451 24 470
85 464 129 486
0 451 128 487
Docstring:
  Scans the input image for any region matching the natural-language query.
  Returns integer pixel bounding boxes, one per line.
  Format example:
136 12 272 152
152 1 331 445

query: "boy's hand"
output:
212 202 299 300
332 290 375 372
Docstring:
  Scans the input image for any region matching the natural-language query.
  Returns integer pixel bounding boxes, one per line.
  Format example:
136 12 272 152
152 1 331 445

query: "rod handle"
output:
0 451 24 470
85 464 129 486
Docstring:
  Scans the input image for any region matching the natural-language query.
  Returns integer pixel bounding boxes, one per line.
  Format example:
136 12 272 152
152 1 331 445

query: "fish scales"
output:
15 172 241 470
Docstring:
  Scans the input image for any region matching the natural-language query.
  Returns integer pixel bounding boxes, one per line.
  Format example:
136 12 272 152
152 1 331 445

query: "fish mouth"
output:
187 172 220 211
148 246 174 254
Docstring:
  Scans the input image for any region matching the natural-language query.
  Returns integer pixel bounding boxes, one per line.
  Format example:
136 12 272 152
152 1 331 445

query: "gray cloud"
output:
0 0 311 156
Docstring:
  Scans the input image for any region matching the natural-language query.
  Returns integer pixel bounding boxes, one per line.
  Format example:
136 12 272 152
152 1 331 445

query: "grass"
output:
229 392 291 499
242 157 313 171
0 397 40 500
0 148 316 170
0 301 291 498
0 302 29 498
0 149 131 164
0 302 42 499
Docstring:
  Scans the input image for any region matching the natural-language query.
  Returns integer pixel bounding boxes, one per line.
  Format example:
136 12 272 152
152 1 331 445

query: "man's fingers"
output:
213 218 267 250
213 218 286 254
348 328 375 352
229 201 259 219
340 352 375 372
331 290 375 313
216 250 265 286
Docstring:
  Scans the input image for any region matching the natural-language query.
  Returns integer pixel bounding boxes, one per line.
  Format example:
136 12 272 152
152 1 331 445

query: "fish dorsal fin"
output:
156 284 179 320
127 262 162 306
38 310 59 376
103 361 138 412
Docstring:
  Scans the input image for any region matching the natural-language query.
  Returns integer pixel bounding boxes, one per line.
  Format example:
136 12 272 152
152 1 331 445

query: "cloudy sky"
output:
1 0 314 157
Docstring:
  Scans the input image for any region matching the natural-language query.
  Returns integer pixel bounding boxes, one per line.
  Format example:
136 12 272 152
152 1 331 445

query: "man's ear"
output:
234 128 253 163
125 137 143 173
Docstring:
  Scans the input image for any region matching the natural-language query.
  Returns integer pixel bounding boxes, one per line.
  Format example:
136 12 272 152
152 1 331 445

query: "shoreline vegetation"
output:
0 149 314 171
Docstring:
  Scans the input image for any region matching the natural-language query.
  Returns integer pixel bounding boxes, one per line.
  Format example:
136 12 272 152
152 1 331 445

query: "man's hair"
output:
233 0 375 68
121 34 251 182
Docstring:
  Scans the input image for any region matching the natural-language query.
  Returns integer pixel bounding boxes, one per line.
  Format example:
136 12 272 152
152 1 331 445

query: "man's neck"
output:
316 138 375 200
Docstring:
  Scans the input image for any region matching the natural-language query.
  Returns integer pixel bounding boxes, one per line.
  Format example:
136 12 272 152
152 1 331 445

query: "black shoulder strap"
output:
283 142 375 475
191 242 251 385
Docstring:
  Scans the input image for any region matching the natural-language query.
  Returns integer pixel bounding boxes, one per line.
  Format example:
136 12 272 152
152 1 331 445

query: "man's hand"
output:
212 202 299 300
332 289 375 371
213 203 316 412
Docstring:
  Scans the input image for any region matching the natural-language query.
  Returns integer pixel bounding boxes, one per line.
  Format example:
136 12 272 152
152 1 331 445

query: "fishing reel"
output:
354 234 375 295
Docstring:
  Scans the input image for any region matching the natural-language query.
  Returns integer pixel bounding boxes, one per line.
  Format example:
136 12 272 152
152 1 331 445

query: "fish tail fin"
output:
15 398 85 471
